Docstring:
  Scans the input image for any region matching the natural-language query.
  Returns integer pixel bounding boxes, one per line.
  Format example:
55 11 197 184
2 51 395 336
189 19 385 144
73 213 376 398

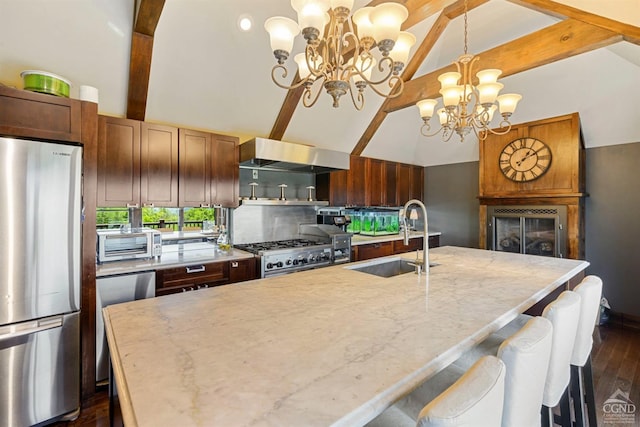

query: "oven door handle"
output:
186 265 206 274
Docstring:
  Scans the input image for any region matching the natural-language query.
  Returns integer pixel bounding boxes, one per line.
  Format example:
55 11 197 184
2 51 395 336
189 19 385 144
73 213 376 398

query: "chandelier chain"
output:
463 0 469 55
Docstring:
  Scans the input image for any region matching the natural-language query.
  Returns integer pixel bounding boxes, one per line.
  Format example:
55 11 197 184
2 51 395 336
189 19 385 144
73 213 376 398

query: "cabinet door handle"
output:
186 265 206 274
200 203 211 208
143 203 154 208
231 262 239 268
126 203 139 208
196 284 209 290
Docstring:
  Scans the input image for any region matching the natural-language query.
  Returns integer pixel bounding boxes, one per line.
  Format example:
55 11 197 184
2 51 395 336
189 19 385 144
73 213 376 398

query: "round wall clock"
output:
499 137 552 182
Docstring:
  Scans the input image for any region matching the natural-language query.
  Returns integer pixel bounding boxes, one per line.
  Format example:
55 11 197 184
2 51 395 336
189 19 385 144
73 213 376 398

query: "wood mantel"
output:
479 113 586 259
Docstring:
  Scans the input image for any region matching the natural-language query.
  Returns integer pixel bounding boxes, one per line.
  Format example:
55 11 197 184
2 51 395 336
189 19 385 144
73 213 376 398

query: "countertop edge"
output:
96 249 255 278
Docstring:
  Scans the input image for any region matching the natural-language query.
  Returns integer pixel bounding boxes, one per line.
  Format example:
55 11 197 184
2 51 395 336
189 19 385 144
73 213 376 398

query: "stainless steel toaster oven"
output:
96 228 162 263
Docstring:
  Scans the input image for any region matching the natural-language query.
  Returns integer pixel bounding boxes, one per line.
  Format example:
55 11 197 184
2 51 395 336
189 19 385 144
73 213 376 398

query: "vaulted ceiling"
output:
1 0 639 166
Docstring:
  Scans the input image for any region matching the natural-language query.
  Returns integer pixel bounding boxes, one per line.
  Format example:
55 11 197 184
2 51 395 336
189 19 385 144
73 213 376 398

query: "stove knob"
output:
301 258 308 264
276 261 283 268
266 263 273 269
293 259 299 265
308 255 316 262
286 259 292 265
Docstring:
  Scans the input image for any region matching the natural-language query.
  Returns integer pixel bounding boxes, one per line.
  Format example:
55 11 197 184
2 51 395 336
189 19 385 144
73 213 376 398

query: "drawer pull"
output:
186 265 206 274
197 284 210 290
231 262 239 268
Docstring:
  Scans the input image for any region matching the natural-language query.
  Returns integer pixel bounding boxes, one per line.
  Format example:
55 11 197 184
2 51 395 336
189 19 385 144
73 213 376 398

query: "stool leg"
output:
541 405 552 427
571 364 586 427
559 388 572 427
583 356 597 427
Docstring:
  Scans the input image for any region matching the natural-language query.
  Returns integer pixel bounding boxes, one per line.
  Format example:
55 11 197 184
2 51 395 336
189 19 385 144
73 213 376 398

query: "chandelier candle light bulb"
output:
265 0 411 110
416 0 522 142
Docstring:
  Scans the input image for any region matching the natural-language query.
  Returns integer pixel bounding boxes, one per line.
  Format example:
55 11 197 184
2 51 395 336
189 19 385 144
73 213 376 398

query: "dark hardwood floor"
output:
52 324 640 427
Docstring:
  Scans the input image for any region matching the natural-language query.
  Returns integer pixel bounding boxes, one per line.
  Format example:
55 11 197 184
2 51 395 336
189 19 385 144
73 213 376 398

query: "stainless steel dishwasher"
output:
96 271 155 384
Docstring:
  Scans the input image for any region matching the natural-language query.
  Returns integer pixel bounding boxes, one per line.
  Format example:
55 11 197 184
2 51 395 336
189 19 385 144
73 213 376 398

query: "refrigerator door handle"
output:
0 315 63 342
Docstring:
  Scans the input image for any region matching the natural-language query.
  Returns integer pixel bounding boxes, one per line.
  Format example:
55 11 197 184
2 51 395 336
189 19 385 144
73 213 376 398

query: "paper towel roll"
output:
79 85 99 103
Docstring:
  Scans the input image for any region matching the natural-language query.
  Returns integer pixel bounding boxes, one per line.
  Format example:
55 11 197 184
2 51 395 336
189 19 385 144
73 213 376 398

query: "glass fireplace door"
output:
488 206 567 258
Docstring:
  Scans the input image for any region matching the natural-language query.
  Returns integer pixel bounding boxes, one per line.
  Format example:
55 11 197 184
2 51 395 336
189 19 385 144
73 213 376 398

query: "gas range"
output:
234 239 333 277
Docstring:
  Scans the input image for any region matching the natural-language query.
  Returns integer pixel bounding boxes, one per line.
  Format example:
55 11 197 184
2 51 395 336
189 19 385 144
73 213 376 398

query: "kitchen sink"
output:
346 257 437 278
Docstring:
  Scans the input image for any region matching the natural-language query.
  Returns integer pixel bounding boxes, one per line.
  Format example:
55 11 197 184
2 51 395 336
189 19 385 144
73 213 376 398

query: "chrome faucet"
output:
402 199 429 274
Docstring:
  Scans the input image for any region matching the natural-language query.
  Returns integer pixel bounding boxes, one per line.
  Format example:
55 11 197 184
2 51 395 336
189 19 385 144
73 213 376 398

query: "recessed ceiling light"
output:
238 14 253 32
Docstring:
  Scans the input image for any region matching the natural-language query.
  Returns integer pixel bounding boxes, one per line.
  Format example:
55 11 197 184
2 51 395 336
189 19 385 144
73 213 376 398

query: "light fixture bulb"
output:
438 72 461 89
497 93 522 115
369 3 409 48
476 69 502 84
416 99 438 120
264 17 300 56
389 31 416 65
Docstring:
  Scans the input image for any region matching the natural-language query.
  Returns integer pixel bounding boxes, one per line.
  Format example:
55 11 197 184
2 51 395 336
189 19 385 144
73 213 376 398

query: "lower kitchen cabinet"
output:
354 241 394 262
156 261 228 296
354 236 441 261
228 258 257 283
155 258 258 296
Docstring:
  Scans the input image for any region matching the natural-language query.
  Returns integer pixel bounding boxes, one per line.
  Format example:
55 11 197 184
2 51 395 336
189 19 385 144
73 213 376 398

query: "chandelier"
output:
415 0 522 142
264 1 414 110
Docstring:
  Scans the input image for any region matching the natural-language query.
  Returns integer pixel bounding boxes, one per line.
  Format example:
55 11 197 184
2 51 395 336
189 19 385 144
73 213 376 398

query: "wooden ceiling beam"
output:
351 0 488 155
385 19 622 113
507 0 640 44
126 0 166 121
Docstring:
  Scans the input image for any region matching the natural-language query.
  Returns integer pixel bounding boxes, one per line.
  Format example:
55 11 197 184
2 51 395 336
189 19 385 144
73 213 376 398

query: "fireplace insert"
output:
487 205 567 258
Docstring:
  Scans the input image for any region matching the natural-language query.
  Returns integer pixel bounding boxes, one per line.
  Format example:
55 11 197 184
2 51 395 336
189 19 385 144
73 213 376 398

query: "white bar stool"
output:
540 290 582 427
416 355 506 427
497 316 553 427
570 275 603 427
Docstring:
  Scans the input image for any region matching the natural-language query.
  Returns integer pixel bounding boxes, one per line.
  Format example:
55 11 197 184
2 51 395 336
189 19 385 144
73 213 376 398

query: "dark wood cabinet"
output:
354 241 394 261
347 155 367 206
98 117 239 208
316 156 424 207
396 163 411 205
316 170 348 206
0 85 82 143
179 128 211 207
141 123 178 207
383 161 398 206
97 116 141 207
211 134 240 208
156 258 258 296
228 258 257 283
392 235 440 254
156 261 228 296
366 158 384 206
98 117 179 208
410 165 424 201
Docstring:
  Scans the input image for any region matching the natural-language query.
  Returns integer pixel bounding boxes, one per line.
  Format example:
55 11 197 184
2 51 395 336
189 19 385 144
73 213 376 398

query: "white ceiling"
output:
1 0 639 166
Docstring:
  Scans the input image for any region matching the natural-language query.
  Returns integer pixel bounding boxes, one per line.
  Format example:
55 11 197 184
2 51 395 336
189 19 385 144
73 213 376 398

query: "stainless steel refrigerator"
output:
0 137 82 426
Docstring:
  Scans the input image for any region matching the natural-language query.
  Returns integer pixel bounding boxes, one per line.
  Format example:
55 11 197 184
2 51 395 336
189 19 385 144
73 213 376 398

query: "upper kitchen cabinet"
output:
97 116 141 207
179 128 211 207
141 123 179 207
211 134 239 208
97 116 179 207
396 163 411 205
347 155 367 206
316 156 424 207
366 158 384 206
410 165 424 201
98 117 239 208
0 85 82 143
178 129 240 208
383 161 398 206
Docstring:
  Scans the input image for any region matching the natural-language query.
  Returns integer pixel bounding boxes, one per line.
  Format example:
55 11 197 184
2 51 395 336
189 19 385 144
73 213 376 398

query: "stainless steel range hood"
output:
240 137 350 173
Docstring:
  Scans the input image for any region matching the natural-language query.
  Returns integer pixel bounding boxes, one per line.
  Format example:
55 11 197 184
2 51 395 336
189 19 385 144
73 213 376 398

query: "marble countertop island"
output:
103 246 588 427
